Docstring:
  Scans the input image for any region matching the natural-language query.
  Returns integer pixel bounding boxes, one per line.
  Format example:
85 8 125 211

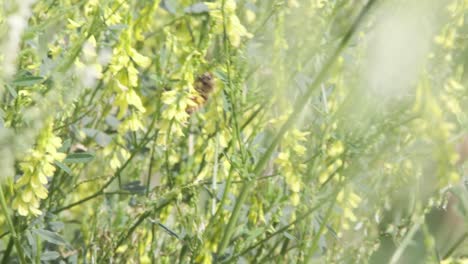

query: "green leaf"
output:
214 69 228 84
283 232 296 241
244 227 265 245
25 230 36 249
6 84 17 98
58 138 72 152
49 221 65 232
11 76 44 86
55 161 73 175
63 152 95 163
41 251 60 261
32 228 68 246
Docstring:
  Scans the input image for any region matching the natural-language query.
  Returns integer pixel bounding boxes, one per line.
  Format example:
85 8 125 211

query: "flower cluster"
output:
159 89 197 140
205 0 252 47
412 77 460 185
275 128 309 206
108 22 149 131
100 22 150 171
317 137 345 185
336 188 362 230
12 120 65 216
110 41 149 123
156 52 206 147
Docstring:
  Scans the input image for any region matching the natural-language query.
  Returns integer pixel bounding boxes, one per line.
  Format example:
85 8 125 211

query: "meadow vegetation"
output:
0 0 467 263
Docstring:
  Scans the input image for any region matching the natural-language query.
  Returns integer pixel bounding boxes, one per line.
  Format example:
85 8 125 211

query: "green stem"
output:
225 186 342 262
302 198 337 263
216 0 252 256
146 139 157 196
35 234 42 264
0 237 13 264
442 232 468 260
0 185 26 264
389 217 424 264
99 184 191 262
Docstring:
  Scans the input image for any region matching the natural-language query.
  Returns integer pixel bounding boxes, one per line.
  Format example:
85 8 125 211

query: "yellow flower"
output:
327 140 344 157
275 129 310 205
12 121 65 216
118 112 145 133
337 189 362 230
129 48 151 68
114 89 146 118
104 138 131 171
205 0 252 47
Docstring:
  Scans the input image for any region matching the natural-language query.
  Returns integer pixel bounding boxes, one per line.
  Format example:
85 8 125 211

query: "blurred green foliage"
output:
0 0 467 263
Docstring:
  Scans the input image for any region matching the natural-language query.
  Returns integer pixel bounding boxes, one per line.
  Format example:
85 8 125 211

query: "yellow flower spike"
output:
128 117 144 132
328 140 344 157
12 120 65 216
337 190 344 203
109 155 121 170
162 90 177 104
277 151 290 162
33 186 48 199
126 89 146 113
16 202 29 216
162 106 177 120
168 153 180 165
127 64 139 87
116 245 128 253
118 113 145 133
292 144 306 156
291 129 309 141
349 192 362 208
42 162 56 176
327 159 343 174
219 132 228 148
129 48 151 68
245 9 256 23
290 192 300 206
15 172 31 187
275 130 309 205
37 171 48 185
287 177 301 193
224 0 237 12
67 18 82 29
344 208 357 222
29 173 43 188
205 0 252 47
449 171 460 182
21 189 33 203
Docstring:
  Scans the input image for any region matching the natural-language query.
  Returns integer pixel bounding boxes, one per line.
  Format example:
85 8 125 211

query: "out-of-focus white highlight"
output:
365 3 438 100
1 0 37 79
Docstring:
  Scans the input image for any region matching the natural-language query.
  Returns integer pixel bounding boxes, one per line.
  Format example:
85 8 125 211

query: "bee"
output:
186 72 215 114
